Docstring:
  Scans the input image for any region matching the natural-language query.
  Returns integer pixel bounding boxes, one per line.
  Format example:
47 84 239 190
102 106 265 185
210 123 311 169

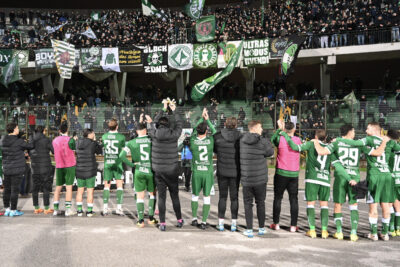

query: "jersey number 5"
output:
140 144 149 161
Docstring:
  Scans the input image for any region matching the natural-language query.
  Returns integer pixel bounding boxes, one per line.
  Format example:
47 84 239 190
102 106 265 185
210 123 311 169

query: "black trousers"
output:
155 170 182 223
3 174 23 210
183 166 191 189
32 171 53 207
218 175 240 220
273 173 299 226
243 184 266 229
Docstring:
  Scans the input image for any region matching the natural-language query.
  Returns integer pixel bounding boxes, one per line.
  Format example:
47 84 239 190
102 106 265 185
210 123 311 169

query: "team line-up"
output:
1 99 400 241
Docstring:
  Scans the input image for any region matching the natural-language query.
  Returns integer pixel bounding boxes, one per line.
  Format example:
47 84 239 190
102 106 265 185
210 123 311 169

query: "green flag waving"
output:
91 12 100 21
184 0 205 20
142 0 168 19
0 56 21 87
281 35 306 76
195 15 215 43
191 41 243 101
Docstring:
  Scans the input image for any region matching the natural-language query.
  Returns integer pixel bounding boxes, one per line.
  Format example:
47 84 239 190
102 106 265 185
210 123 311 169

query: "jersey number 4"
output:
104 140 119 154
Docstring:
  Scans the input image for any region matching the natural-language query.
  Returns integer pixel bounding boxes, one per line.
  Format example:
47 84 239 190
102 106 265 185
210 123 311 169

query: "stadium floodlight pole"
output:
324 100 327 132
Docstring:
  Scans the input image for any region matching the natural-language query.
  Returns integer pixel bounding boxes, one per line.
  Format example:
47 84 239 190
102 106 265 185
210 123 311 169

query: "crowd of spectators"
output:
1 0 400 49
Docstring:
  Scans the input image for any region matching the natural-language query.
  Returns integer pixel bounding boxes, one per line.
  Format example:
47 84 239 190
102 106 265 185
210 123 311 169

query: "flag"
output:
243 39 269 67
46 22 68 34
142 0 168 19
101 13 108 22
220 21 226 33
80 47 101 72
193 43 218 69
281 35 305 76
13 50 29 68
184 0 205 20
101 47 120 72
51 39 76 79
195 15 215 43
217 41 242 68
191 41 243 101
81 27 97 39
260 0 265 26
168 44 193 70
91 12 100 21
343 91 358 106
0 56 21 87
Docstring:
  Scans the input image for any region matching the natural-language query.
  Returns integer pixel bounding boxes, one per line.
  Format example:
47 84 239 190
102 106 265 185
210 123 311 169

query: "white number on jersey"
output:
377 153 389 172
199 146 208 161
104 140 119 154
140 144 149 161
317 155 327 170
394 154 400 172
338 147 358 167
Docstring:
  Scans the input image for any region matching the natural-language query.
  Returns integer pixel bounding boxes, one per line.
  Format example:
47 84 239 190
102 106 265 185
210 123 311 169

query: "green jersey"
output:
284 137 331 187
389 142 400 187
190 118 216 173
327 138 362 179
102 131 126 167
123 135 152 174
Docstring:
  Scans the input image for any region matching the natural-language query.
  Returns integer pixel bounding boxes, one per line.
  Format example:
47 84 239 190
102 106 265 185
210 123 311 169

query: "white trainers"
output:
290 226 299 233
379 233 389 241
115 208 125 216
53 210 59 216
65 209 76 217
102 208 110 216
368 233 378 241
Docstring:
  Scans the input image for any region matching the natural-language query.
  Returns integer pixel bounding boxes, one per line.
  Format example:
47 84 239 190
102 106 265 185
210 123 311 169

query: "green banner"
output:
193 43 218 69
195 15 215 43
191 41 243 101
80 47 102 72
13 50 29 68
184 0 205 20
281 36 305 76
0 56 21 87
0 49 13 67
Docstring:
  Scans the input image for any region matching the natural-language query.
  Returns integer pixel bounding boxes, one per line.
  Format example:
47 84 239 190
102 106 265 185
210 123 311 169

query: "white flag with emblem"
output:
101 47 120 72
81 27 97 39
168 44 193 70
142 0 168 19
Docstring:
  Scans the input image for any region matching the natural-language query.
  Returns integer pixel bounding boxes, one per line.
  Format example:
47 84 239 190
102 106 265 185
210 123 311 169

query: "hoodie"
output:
76 137 102 179
29 132 53 175
214 128 242 178
240 132 274 186
1 135 34 176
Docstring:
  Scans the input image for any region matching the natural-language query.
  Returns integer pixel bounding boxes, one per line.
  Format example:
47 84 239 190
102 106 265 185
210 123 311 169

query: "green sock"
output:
77 202 83 211
137 199 145 220
396 213 400 230
66 201 71 209
369 217 378 235
44 205 49 210
321 207 329 231
116 188 124 204
54 202 59 210
148 197 155 216
202 204 211 223
307 206 316 230
35 205 40 210
350 209 359 235
87 204 93 212
390 209 395 232
103 189 110 204
382 218 390 235
334 213 342 233
191 201 198 218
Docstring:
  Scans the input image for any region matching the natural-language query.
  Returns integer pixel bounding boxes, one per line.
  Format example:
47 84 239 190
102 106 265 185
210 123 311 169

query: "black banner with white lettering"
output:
34 49 56 69
143 46 168 73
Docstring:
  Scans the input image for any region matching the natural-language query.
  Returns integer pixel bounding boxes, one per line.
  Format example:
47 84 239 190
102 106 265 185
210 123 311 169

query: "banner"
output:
119 48 142 66
195 15 215 43
142 0 168 19
243 39 269 67
281 35 306 76
168 44 193 70
191 41 243 102
184 0 205 20
269 37 289 58
143 45 168 73
51 39 76 79
0 49 13 67
91 12 100 21
35 49 56 69
12 50 29 68
80 47 102 72
101 47 120 72
81 27 97 39
217 41 242 68
0 56 21 87
193 43 217 69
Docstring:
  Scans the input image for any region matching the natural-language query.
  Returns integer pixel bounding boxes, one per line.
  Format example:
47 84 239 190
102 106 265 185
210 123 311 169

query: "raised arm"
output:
203 108 216 135
270 129 282 147
119 147 134 168
68 137 76 150
313 139 331 156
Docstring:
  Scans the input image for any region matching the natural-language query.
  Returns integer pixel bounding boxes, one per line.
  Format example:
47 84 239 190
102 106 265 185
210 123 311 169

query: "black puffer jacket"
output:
75 137 102 179
240 132 274 186
29 132 53 174
214 128 241 178
1 135 34 176
149 110 183 174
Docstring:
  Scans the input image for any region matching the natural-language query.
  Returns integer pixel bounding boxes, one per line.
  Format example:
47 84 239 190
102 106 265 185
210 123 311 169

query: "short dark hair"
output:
368 122 381 131
158 117 169 127
340 124 354 137
225 117 237 129
285 122 295 131
35 126 45 133
59 122 68 134
137 123 147 131
108 118 118 131
83 128 94 138
6 122 17 134
248 120 261 130
387 129 400 140
315 129 326 142
196 122 208 135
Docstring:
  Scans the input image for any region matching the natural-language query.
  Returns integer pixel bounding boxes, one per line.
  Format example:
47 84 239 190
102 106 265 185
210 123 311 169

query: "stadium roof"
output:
1 0 242 9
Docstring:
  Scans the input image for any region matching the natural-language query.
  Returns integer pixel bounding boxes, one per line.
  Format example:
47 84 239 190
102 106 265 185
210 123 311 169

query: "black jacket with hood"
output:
1 135 34 176
75 137 102 179
214 128 242 178
29 132 53 174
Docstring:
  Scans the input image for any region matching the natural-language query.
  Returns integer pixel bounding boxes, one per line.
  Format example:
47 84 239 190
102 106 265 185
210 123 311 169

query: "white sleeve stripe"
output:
367 148 374 155
123 147 130 153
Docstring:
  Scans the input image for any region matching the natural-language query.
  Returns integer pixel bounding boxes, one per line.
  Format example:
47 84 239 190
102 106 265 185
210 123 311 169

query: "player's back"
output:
190 134 214 172
305 141 331 186
331 140 362 177
102 132 126 167
389 141 400 185
363 136 391 173
130 136 152 173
